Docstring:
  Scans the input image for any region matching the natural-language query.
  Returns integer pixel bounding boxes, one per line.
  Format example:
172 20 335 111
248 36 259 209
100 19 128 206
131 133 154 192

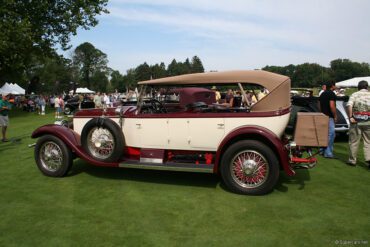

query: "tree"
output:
0 0 108 82
184 58 192 73
291 63 329 87
110 70 125 92
190 56 204 73
121 56 206 90
17 52 74 94
135 62 151 82
167 59 178 76
330 59 370 82
35 55 74 94
263 63 333 87
91 71 109 92
122 69 137 91
166 58 194 76
151 63 167 79
72 42 109 89
262 64 298 80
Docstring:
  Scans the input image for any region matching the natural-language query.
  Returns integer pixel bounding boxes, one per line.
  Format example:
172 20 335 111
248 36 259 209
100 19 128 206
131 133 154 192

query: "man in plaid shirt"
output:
346 80 370 167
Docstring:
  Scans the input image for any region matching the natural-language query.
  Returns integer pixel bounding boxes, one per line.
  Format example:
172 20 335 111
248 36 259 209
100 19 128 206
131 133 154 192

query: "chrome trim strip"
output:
139 158 163 163
119 162 214 173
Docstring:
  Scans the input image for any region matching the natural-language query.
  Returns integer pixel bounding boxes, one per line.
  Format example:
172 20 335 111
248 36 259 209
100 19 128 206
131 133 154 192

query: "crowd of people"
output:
92 92 124 108
6 91 130 117
319 84 346 97
10 94 59 113
211 87 269 108
319 80 370 168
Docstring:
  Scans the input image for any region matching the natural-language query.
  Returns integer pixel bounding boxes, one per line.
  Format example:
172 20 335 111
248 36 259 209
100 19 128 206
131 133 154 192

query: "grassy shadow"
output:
70 159 220 189
69 159 314 193
0 137 25 153
275 169 311 192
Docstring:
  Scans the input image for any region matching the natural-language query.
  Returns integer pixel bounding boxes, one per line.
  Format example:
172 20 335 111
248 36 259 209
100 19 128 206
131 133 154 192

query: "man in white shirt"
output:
54 96 60 118
103 93 110 107
318 84 326 96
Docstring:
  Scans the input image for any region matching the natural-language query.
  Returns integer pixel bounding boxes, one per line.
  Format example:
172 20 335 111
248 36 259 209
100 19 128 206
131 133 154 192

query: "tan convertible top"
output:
139 70 291 112
139 70 287 90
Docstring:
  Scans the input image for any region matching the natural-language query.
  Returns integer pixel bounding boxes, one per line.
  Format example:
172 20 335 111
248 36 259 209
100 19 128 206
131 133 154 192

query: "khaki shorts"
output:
0 115 9 127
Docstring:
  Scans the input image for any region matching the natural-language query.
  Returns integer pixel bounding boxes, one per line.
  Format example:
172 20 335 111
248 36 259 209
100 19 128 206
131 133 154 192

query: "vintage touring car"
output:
32 70 328 195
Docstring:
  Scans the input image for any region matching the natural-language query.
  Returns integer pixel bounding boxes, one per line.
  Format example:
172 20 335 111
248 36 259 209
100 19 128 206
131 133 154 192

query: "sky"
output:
65 0 370 74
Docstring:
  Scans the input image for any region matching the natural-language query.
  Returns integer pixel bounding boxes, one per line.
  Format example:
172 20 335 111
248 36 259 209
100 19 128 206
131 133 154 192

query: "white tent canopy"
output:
11 83 26 94
70 87 95 94
335 76 370 88
0 83 26 95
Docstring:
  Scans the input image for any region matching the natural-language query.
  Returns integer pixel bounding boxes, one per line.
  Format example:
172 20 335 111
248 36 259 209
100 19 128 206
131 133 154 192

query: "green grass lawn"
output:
0 109 369 247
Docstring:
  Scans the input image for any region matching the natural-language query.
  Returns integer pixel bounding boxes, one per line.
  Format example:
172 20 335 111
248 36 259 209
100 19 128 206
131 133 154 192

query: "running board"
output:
119 161 214 173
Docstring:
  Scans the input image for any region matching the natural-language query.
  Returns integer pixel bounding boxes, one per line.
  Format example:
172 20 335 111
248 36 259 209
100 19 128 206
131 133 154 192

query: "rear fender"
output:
215 126 295 176
31 124 118 167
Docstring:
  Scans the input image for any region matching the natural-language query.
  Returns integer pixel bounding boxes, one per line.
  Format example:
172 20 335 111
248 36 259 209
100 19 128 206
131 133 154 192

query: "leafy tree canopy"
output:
111 56 205 91
330 59 370 82
72 42 109 89
0 0 108 82
263 59 369 88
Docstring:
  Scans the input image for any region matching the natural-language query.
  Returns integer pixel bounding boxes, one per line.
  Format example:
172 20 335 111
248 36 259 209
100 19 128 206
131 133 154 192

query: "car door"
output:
121 117 142 148
167 118 189 149
136 116 168 149
187 118 225 150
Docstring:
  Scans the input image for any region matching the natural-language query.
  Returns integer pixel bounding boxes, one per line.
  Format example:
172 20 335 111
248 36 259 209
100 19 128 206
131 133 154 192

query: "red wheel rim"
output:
230 150 269 189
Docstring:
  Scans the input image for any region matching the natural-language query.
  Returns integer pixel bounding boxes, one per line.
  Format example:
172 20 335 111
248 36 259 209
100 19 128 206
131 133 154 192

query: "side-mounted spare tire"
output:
81 118 125 162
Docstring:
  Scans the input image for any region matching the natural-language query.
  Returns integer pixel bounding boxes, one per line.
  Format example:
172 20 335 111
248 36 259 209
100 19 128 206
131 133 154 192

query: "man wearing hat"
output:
0 93 11 142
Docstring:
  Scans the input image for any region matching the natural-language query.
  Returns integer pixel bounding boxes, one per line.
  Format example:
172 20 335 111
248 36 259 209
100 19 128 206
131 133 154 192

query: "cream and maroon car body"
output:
32 70 322 195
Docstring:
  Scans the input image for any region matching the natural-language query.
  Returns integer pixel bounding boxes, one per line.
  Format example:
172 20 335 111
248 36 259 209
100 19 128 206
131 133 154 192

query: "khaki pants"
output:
348 124 370 164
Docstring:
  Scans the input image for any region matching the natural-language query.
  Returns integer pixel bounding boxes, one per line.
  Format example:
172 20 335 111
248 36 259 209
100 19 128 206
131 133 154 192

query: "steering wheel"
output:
149 99 167 113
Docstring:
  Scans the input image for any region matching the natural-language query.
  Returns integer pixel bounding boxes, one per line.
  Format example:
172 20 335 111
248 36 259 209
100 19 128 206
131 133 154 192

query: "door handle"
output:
136 123 141 129
217 123 224 129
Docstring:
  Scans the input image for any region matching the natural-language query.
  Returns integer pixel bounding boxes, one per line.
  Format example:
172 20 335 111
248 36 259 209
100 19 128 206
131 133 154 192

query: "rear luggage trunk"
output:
294 112 329 147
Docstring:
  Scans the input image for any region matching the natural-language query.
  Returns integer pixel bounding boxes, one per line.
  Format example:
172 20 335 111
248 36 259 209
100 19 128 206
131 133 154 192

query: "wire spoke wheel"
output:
39 141 64 172
87 127 115 160
230 150 269 189
35 135 73 177
81 118 124 162
64 107 71 115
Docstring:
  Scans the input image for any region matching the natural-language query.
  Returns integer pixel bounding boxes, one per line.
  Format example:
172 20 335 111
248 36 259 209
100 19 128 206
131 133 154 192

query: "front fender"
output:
32 124 118 167
215 126 295 176
32 124 80 148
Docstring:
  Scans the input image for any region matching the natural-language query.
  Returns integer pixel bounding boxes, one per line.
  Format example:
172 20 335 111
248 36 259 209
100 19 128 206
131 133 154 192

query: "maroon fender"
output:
31 124 119 167
214 126 295 176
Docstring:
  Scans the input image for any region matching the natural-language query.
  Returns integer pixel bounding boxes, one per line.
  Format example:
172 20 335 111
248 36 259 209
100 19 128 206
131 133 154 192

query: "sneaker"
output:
1 138 9 142
346 161 356 166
